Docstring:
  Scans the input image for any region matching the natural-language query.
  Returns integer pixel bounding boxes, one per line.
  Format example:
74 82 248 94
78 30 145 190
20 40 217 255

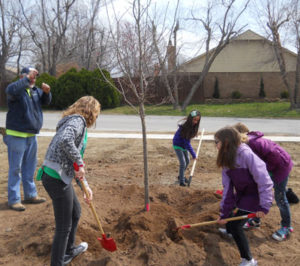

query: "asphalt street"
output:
0 111 299 136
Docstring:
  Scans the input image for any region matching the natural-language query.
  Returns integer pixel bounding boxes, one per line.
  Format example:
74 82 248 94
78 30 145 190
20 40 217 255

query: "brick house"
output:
176 29 296 101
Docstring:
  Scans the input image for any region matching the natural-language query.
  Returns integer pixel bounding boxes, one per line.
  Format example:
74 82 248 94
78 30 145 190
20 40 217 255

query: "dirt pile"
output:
0 138 300 265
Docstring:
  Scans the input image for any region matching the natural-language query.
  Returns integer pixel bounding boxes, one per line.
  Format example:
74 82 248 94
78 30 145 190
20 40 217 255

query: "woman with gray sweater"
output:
39 96 100 266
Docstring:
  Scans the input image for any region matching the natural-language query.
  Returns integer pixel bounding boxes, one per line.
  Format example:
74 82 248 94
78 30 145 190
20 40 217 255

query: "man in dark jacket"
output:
4 66 52 211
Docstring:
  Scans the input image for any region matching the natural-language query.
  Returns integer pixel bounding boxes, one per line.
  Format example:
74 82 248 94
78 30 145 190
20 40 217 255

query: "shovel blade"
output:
187 175 192 187
98 234 117 252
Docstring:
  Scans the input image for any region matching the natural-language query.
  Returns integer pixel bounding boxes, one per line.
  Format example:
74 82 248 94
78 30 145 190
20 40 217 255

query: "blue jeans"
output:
42 172 81 266
175 149 190 183
4 135 38 205
251 176 291 228
274 177 291 227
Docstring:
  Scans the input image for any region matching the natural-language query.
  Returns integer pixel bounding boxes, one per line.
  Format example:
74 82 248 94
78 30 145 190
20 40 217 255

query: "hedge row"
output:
36 68 121 109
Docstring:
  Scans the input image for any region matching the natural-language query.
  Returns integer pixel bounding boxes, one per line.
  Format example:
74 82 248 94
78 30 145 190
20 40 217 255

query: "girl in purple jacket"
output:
173 110 201 186
215 127 273 266
234 122 294 241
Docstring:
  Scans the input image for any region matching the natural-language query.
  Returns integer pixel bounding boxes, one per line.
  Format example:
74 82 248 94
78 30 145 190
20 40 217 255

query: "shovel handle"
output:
74 163 105 236
179 213 256 230
190 128 205 177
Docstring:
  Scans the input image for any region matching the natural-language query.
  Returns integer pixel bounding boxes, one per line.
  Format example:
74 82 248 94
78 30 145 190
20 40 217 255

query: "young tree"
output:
180 0 250 110
102 0 156 211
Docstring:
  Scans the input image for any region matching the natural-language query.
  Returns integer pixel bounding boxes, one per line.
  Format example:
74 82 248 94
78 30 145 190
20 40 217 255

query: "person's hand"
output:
74 166 85 179
255 211 265 218
27 68 38 85
84 186 93 204
41 83 51 94
217 217 228 224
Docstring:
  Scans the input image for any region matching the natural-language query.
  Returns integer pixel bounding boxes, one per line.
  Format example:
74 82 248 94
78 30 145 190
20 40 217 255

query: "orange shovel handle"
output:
179 213 256 230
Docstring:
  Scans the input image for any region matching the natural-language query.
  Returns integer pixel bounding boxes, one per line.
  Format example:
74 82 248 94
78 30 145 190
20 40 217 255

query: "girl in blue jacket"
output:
172 110 201 186
215 127 273 266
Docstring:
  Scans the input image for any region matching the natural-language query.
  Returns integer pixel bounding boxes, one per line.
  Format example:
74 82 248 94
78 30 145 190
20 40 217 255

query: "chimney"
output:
167 40 176 72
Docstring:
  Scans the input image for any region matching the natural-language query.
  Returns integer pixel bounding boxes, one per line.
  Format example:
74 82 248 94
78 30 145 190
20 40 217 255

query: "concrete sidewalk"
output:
38 131 300 142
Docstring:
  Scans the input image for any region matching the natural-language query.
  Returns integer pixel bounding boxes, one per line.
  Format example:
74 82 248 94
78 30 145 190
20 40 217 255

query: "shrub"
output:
36 73 57 108
55 68 86 109
231 90 242 99
54 67 120 109
259 77 266 98
280 90 289 99
212 77 220 99
84 68 121 109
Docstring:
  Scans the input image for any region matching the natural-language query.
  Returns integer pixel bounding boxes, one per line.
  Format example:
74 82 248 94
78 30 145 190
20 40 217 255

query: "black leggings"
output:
226 210 252 260
42 172 81 266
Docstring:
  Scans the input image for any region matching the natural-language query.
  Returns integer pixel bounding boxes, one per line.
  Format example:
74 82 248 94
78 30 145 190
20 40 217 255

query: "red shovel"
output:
178 213 256 230
74 163 117 252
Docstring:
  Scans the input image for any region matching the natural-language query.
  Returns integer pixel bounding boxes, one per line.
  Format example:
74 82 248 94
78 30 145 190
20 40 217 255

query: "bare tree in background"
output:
255 0 300 109
0 0 22 106
19 0 75 75
181 0 250 110
151 0 181 109
102 0 157 211
67 0 115 71
291 0 300 107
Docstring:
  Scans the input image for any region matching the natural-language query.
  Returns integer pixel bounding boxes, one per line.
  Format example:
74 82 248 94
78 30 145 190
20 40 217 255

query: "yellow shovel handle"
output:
79 178 105 235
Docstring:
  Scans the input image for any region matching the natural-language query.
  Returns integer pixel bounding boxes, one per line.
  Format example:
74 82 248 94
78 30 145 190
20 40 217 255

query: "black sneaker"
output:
180 182 186 187
64 242 88 264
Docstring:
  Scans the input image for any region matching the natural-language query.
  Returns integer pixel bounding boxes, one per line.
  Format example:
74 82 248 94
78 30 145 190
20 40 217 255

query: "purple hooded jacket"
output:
220 144 273 219
247 131 293 184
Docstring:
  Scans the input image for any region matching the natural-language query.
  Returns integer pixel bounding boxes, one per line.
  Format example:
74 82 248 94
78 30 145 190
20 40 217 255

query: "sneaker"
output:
243 218 261 229
9 202 26 211
218 228 232 238
239 258 257 266
272 227 290 241
64 242 88 264
23 196 46 204
179 182 186 187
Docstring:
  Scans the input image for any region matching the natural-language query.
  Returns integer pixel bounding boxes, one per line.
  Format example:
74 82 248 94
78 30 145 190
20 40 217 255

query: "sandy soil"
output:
0 136 299 266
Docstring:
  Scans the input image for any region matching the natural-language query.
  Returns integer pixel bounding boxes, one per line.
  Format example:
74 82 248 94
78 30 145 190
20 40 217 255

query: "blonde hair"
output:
63 96 101 127
233 122 249 134
240 133 249 143
233 123 249 143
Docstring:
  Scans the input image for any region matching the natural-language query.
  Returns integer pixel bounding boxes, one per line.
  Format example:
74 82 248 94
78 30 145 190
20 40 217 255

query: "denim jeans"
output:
251 176 291 228
4 135 37 205
274 177 291 227
42 172 81 266
226 210 253 260
175 149 190 183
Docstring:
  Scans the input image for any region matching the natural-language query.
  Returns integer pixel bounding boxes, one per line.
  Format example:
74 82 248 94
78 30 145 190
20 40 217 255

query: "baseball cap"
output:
20 67 36 74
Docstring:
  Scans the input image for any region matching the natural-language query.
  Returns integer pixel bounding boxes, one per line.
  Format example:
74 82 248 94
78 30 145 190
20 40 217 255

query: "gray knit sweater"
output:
43 114 86 184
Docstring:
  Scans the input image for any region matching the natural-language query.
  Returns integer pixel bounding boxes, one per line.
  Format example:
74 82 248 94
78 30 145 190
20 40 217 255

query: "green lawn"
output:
101 102 300 118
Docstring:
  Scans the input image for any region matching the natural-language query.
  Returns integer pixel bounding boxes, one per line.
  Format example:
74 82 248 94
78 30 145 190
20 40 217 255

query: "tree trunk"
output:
293 46 300 109
139 103 150 211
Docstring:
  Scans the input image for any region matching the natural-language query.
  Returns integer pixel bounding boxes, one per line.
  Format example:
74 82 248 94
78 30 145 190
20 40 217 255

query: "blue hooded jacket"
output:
5 77 52 134
173 126 196 158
